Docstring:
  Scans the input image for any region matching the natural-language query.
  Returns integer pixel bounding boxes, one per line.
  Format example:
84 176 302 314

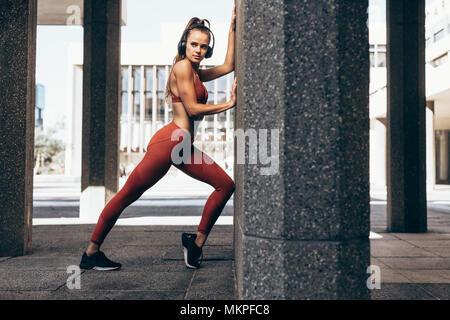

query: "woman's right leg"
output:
88 124 183 249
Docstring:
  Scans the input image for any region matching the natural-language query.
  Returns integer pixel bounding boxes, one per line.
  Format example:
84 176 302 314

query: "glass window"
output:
377 52 386 68
204 119 215 142
132 67 141 121
217 92 227 122
145 67 153 121
133 67 141 91
370 52 375 68
229 107 235 128
157 92 165 120
205 81 214 105
145 67 153 91
133 92 140 120
156 67 166 121
435 130 450 184
145 92 152 121
218 75 227 91
219 127 227 141
157 67 166 91
121 92 128 121
121 67 128 91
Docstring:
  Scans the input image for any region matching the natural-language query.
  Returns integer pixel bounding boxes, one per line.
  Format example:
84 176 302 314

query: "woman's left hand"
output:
230 4 236 32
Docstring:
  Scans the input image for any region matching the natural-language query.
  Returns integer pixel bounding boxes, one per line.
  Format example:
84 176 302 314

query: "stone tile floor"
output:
0 225 235 300
370 204 450 299
0 204 450 299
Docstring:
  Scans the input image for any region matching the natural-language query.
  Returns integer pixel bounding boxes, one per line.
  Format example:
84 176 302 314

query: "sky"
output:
36 0 235 130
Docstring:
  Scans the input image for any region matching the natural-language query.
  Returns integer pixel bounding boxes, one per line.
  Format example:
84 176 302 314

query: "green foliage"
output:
34 126 65 174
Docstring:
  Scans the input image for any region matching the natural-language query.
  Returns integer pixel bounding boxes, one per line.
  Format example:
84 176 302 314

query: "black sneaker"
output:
79 251 122 271
181 233 203 269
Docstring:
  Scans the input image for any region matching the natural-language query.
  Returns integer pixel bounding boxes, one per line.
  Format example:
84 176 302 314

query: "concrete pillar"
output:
0 0 37 257
234 0 370 299
80 0 121 222
386 0 427 232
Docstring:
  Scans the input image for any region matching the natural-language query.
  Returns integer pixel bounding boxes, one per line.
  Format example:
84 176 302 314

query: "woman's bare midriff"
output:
172 102 204 140
169 67 204 140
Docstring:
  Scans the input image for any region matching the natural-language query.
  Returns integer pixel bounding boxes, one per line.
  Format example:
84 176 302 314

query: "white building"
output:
64 21 234 179
370 0 450 199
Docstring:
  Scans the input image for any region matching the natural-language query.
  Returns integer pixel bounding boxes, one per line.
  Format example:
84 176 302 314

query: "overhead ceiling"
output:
37 0 127 26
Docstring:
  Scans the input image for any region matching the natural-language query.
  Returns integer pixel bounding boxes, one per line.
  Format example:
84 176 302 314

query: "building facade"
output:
370 0 450 197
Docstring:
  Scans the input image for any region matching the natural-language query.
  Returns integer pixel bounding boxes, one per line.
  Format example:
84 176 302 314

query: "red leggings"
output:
90 121 235 246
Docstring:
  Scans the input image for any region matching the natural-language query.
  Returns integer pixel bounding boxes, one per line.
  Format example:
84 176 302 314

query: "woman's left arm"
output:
199 5 236 82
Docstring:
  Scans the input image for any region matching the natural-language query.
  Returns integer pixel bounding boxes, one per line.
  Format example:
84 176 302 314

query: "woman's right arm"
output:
174 61 237 117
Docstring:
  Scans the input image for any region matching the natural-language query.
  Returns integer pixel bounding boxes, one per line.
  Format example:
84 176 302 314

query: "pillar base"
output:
80 186 106 223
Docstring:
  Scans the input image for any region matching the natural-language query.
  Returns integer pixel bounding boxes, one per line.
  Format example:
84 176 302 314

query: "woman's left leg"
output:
173 145 235 246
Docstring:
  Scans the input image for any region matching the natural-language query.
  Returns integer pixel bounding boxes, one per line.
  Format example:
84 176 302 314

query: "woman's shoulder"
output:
173 59 193 76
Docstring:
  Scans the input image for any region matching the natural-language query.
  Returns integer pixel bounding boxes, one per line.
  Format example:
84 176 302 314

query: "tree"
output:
34 125 65 175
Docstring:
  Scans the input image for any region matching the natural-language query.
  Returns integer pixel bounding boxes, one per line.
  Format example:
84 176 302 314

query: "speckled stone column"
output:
234 0 370 299
80 0 121 222
386 0 427 232
0 0 37 257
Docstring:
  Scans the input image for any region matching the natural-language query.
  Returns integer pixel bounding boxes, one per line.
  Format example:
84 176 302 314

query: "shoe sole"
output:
183 247 199 269
92 266 121 271
79 264 121 271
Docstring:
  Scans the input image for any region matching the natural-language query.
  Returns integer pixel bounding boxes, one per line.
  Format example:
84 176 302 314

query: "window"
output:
217 75 227 122
120 67 128 121
132 67 141 120
205 79 215 105
436 130 450 184
377 52 386 68
156 66 166 121
144 67 153 121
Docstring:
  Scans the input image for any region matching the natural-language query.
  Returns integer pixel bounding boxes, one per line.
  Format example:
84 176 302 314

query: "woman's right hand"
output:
230 77 237 107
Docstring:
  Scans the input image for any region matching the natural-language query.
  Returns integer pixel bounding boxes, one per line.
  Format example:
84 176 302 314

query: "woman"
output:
79 6 237 270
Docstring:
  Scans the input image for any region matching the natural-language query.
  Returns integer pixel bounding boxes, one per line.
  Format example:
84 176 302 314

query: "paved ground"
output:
370 204 450 299
1 202 450 299
0 224 235 300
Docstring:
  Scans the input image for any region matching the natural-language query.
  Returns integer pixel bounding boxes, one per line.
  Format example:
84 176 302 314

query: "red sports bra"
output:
171 71 208 104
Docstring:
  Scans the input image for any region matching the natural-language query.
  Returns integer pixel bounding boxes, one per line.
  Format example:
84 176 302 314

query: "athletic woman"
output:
79 6 237 270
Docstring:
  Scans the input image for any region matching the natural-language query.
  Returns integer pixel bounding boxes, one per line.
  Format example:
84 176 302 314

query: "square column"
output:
80 0 121 222
386 0 427 232
0 0 37 256
234 0 371 299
